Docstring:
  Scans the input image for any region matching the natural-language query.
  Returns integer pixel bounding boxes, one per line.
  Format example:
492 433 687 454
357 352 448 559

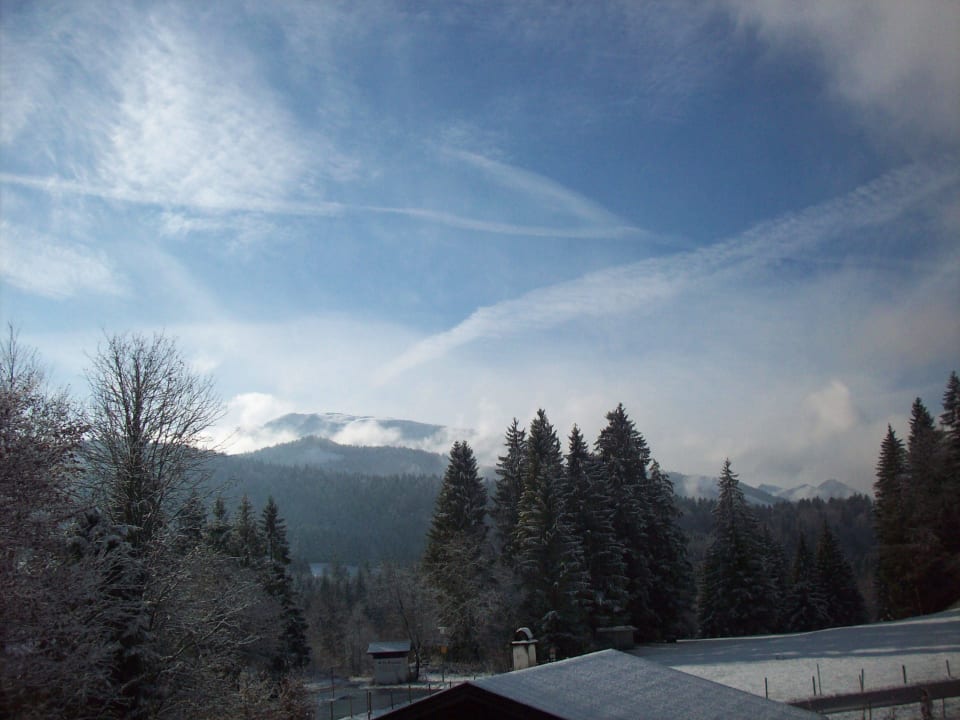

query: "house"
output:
377 649 820 719
368 640 412 684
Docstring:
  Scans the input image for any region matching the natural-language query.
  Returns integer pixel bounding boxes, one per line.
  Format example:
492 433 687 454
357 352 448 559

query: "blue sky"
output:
2 0 958 491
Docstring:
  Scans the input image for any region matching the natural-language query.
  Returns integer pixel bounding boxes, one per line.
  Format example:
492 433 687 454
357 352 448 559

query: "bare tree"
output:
84 332 222 549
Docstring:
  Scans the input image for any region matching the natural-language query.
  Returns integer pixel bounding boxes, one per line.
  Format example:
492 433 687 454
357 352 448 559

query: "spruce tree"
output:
938 372 960 596
905 398 948 614
564 424 628 628
515 410 589 657
645 460 696 640
814 523 866 627
758 525 789 632
594 404 653 635
784 533 829 632
423 441 489 659
698 459 775 637
491 418 526 562
873 425 913 618
206 494 231 554
259 496 310 673
231 495 264 568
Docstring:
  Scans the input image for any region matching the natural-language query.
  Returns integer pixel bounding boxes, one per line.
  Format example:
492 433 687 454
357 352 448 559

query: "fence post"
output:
764 677 768 699
902 664 907 685
812 676 817 696
817 664 822 695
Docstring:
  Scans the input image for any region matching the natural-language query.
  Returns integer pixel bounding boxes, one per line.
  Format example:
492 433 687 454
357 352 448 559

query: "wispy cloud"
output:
0 221 126 299
376 161 958 382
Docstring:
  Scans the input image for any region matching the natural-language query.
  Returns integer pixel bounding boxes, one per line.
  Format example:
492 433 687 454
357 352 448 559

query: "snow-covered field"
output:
634 609 960 704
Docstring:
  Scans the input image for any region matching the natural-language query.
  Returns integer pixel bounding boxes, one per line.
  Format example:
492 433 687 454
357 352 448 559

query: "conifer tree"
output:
259 496 310 673
758 525 789 632
492 418 526 562
175 490 207 552
905 398 948 614
814 523 866 627
232 495 264 567
423 441 490 659
206 494 231 553
645 460 696 640
594 404 653 635
515 410 589 656
784 533 829 632
698 459 775 637
873 425 913 618
564 424 628 628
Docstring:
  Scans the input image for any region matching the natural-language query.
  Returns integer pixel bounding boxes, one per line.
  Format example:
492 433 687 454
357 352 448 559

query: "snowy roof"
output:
381 649 819 720
367 640 412 656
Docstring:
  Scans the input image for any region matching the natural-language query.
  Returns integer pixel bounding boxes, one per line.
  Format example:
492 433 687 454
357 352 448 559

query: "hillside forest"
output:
2 329 958 717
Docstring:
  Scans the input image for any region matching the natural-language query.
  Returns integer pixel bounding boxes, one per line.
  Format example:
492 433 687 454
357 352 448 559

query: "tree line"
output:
0 331 311 719
423 405 695 661
421 404 886 664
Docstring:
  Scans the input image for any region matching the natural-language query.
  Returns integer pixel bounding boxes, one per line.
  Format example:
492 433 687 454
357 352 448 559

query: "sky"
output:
1 0 958 493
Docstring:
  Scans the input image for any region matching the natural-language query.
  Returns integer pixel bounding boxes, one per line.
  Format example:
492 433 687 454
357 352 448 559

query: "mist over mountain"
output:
238 412 860 504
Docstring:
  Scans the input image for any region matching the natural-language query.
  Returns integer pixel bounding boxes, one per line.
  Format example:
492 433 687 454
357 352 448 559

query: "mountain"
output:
671 473 858 505
257 412 465 452
242 435 449 477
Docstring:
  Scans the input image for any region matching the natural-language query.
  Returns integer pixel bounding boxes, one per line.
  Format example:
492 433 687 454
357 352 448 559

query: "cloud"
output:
377 161 958 381
803 381 859 441
0 221 126 299
722 0 960 145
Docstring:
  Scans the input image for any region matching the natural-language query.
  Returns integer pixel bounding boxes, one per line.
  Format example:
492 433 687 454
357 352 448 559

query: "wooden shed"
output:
367 640 412 684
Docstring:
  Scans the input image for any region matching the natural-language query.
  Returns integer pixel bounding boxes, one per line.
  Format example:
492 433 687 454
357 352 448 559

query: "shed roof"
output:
367 640 412 655
380 649 819 720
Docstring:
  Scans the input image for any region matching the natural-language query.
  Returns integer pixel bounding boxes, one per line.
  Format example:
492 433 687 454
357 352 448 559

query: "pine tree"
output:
758 525 789 632
259 496 310 673
564 424 628 628
814 523 866 627
231 495 264 567
175 490 207 552
784 533 829 632
206 494 231 554
491 418 526 562
595 404 653 635
905 398 948 614
873 425 913 618
645 460 696 640
698 459 775 637
937 372 960 596
423 441 490 659
515 410 589 657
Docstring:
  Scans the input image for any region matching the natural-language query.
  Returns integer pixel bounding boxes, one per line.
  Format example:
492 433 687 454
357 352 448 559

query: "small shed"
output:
367 640 412 684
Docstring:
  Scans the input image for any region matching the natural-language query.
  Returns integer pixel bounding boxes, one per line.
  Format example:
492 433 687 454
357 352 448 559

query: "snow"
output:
633 609 960 703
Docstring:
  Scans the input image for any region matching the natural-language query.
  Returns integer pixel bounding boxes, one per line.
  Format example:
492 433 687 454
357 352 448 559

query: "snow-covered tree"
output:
515 410 589 656
698 459 776 637
784 533 829 632
423 441 490 659
814 523 866 627
564 424 628 628
492 418 526 562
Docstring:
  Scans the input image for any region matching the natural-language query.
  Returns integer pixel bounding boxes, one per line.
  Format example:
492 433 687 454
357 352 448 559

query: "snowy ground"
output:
633 609 960 706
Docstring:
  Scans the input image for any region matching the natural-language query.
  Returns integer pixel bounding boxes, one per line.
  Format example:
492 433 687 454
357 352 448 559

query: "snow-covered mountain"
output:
674 474 859 505
232 411 471 455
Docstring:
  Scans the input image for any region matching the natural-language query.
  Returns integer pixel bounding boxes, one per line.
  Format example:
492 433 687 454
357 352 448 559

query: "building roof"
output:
367 640 412 655
380 649 820 720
